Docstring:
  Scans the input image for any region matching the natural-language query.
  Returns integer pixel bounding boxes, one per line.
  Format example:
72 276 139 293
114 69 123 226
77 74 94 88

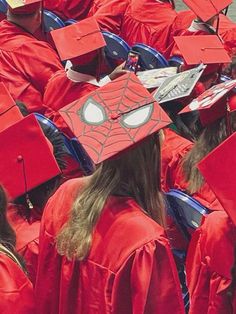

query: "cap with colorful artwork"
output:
180 79 236 125
59 72 171 164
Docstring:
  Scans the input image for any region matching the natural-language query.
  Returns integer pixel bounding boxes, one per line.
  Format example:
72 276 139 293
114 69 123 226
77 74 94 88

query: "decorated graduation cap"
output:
0 82 23 132
180 79 236 125
183 0 232 22
0 114 61 200
6 0 41 14
59 72 171 164
51 17 106 62
153 64 206 104
198 131 236 225
174 35 231 66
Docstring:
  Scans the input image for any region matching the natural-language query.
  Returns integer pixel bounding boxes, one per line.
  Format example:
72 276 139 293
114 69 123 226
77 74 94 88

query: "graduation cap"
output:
6 0 41 14
174 35 231 66
198 131 236 225
51 17 106 62
180 79 236 125
183 0 232 22
153 64 206 104
0 114 61 200
0 82 23 132
59 72 171 164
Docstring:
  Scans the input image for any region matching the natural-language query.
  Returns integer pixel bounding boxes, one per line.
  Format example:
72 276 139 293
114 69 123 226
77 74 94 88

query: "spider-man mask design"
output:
60 72 171 164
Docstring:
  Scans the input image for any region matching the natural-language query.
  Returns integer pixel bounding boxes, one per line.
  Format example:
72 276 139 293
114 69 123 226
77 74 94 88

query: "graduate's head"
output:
6 0 42 33
183 0 232 24
182 85 236 194
0 115 66 212
51 17 106 75
174 34 231 91
56 73 171 260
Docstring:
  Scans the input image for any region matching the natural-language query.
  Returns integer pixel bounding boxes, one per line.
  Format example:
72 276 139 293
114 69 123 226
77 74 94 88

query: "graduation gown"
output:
186 211 236 314
120 0 177 56
7 204 41 285
35 178 185 314
44 0 93 21
161 128 193 193
89 0 129 35
166 151 224 211
0 247 35 313
0 20 63 114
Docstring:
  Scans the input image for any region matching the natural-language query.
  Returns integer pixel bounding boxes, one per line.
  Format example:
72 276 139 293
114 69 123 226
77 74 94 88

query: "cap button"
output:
17 155 23 162
110 113 120 120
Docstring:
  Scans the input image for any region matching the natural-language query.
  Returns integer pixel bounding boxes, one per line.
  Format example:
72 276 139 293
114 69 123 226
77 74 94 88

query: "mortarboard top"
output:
183 0 232 23
51 17 106 62
180 79 236 125
198 131 236 225
153 64 206 104
174 35 231 66
0 82 23 132
59 72 171 164
0 114 61 200
6 0 41 14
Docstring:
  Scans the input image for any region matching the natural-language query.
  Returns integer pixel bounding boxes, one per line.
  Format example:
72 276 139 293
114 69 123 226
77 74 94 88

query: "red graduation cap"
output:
174 35 231 66
0 82 23 132
0 114 61 200
51 17 106 62
183 0 232 22
59 72 171 164
198 131 236 225
6 0 41 14
180 79 236 125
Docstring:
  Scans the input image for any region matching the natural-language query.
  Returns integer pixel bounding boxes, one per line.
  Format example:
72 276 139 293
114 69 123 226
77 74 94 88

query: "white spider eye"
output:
80 98 107 125
122 104 153 128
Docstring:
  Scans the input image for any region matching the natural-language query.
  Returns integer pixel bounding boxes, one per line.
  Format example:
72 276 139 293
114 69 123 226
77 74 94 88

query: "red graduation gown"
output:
7 204 41 285
0 20 63 114
171 159 224 211
44 0 93 21
35 178 185 314
89 0 129 35
120 0 177 56
186 211 236 314
43 70 98 135
161 128 193 193
0 250 35 313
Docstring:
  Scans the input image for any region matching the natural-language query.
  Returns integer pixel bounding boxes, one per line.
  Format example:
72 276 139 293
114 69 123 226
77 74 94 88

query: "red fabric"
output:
170 158 224 211
43 70 98 135
161 129 224 211
7 204 41 285
120 0 177 56
0 20 63 114
161 128 193 193
161 128 193 250
89 0 129 35
186 211 236 314
44 0 93 20
0 252 35 313
35 177 185 314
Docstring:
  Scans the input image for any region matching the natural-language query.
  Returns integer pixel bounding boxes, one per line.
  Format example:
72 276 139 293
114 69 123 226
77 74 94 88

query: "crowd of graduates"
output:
0 0 236 313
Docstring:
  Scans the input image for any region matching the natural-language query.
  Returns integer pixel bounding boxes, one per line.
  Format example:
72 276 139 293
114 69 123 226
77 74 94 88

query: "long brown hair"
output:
182 111 236 194
57 133 165 260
